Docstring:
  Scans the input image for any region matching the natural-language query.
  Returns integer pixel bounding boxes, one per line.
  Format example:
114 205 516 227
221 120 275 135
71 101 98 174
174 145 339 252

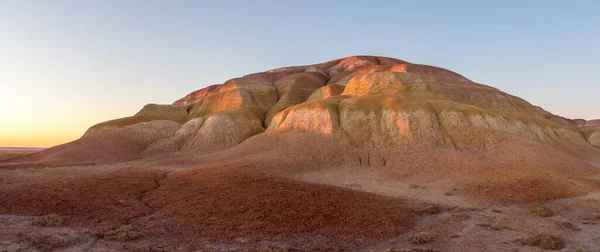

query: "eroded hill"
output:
1 56 600 251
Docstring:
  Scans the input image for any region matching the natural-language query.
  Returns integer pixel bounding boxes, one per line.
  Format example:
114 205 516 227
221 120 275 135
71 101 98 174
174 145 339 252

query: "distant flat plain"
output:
0 147 44 162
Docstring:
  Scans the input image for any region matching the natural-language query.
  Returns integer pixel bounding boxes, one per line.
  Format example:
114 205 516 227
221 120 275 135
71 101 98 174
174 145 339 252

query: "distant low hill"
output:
0 147 43 162
0 147 45 152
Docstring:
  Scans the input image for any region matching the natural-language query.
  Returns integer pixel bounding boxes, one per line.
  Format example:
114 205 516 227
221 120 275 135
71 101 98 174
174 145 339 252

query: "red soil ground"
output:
145 167 416 248
0 170 163 227
1 132 599 250
0 160 416 249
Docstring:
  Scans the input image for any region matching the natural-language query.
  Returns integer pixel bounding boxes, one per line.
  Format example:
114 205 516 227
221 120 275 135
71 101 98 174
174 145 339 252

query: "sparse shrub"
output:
521 233 564 250
33 214 63 227
382 249 439 252
256 247 300 252
491 208 502 213
531 206 554 217
448 206 481 212
101 225 141 241
557 221 577 230
451 213 470 221
409 232 434 244
476 223 490 227
126 244 151 252
309 245 344 252
595 215 600 221
575 248 588 252
419 204 441 215
443 192 453 196
490 222 502 230
31 235 69 252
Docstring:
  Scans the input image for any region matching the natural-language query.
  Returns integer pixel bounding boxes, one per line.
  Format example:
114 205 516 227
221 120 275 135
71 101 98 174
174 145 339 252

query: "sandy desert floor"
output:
1 141 599 252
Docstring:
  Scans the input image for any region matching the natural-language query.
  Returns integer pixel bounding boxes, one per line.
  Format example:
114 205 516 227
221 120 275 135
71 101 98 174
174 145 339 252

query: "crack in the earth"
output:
84 237 100 252
85 170 172 251
125 170 171 225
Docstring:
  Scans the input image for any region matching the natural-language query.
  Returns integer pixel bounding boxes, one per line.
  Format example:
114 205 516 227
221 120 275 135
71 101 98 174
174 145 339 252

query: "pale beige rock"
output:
268 98 342 135
182 109 264 151
134 104 188 120
142 118 205 155
589 131 600 147
338 95 415 148
84 104 187 137
117 120 181 146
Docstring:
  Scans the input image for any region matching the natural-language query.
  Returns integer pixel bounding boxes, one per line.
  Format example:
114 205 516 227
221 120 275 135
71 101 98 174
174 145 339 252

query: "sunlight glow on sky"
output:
1 0 599 148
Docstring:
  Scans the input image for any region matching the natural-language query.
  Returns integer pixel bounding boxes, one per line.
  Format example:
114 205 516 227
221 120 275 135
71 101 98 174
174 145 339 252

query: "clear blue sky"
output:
1 0 599 147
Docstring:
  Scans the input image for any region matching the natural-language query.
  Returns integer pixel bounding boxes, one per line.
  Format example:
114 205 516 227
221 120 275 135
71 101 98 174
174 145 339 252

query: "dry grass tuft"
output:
451 213 470 221
490 222 502 230
33 214 63 227
409 232 435 244
31 235 69 252
383 249 440 252
521 233 564 250
531 206 554 217
581 220 595 225
449 206 482 212
124 244 160 252
256 247 300 252
307 245 344 252
556 221 578 230
419 204 441 215
126 244 151 252
100 225 141 241
475 223 490 227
